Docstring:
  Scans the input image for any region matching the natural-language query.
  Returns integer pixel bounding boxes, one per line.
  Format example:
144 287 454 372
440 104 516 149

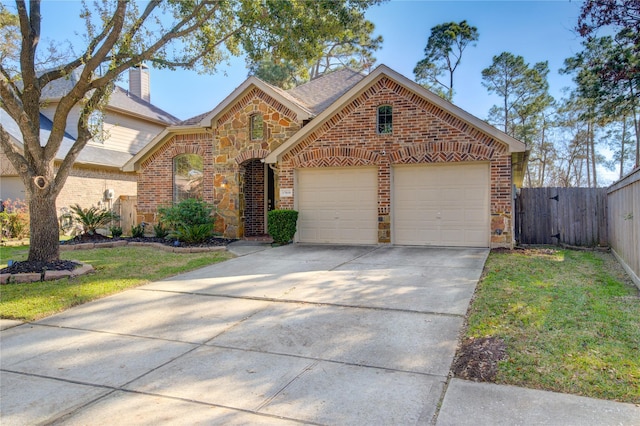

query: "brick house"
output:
125 65 527 248
0 65 179 229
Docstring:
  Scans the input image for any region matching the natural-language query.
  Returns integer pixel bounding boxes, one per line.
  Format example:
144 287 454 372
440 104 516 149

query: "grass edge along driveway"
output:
0 245 233 321
462 248 640 404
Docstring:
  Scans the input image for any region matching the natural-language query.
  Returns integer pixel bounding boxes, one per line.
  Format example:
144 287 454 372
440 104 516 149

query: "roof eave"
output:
197 77 313 127
121 125 200 172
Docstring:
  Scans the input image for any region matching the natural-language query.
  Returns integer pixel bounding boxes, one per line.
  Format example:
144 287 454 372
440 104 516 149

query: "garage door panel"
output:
393 163 490 247
296 168 378 244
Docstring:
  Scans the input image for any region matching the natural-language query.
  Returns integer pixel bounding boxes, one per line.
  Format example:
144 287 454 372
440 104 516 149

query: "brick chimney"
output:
129 64 150 102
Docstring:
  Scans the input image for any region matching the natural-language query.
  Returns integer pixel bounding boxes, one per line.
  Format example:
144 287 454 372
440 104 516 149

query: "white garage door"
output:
296 167 378 244
393 163 490 247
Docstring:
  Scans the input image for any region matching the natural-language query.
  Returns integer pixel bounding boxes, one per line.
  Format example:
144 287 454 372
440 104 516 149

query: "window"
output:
250 114 264 140
377 105 393 134
173 154 203 203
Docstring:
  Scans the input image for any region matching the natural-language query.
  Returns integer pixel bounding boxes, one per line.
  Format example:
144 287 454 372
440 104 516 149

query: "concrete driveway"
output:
1 244 488 425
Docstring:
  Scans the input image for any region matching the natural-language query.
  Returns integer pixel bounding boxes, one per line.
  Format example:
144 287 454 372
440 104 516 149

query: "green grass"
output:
465 248 640 403
0 245 233 321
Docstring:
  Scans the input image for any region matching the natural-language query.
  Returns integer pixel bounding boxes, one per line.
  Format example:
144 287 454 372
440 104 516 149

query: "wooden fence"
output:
515 187 608 246
607 168 640 288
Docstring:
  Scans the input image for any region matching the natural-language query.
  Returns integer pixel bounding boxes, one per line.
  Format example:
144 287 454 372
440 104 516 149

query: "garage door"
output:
393 163 490 247
296 167 378 244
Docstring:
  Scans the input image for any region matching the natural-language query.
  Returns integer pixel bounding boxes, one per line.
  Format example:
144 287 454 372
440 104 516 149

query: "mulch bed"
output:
1 260 81 275
452 336 508 381
60 233 236 248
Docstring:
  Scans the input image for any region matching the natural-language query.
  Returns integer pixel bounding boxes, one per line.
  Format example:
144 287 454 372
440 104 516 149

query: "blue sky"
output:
36 0 585 122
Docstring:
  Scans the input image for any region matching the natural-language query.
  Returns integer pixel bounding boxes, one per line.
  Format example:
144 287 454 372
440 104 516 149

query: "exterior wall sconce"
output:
221 178 228 188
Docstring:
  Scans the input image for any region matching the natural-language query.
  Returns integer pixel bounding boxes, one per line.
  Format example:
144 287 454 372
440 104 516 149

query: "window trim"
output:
173 153 204 203
377 105 393 135
250 113 264 140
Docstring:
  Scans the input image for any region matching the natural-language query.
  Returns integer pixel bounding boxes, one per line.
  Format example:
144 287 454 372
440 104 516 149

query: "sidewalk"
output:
436 379 640 425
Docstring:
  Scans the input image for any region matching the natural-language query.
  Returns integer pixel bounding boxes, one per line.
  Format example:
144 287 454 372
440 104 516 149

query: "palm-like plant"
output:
65 204 120 236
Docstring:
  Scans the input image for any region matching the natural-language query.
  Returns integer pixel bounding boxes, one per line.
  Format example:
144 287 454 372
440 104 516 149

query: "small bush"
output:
110 226 123 238
157 199 215 243
0 199 29 240
158 199 214 229
63 204 119 236
267 209 298 245
130 224 145 238
153 223 169 238
172 223 213 244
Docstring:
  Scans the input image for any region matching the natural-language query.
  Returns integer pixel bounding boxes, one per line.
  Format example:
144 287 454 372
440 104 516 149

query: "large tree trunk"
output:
28 192 60 262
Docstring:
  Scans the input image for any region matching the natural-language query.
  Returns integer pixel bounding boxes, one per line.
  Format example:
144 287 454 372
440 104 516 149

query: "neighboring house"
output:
0 65 179 228
125 65 528 248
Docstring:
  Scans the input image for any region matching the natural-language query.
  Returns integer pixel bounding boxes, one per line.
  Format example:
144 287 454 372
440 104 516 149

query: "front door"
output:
242 159 275 237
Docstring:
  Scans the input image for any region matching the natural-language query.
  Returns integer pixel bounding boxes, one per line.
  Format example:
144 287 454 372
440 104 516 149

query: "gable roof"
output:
1 109 133 169
190 77 314 128
125 69 368 172
265 64 527 164
41 68 180 125
287 68 366 114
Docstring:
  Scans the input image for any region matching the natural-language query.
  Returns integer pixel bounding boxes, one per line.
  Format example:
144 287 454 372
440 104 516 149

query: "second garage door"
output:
296 167 378 244
393 163 490 247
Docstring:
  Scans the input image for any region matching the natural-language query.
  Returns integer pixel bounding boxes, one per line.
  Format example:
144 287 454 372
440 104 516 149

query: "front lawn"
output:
0 245 233 321
460 248 640 404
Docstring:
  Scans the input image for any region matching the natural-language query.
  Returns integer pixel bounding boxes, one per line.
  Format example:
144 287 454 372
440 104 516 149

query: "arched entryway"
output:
240 159 275 237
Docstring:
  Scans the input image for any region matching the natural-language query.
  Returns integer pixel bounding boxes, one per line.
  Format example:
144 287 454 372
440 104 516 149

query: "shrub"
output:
110 226 123 238
267 209 298 245
158 198 214 228
63 204 119 236
153 223 169 238
157 198 215 243
130 224 145 238
172 223 213 244
0 199 29 240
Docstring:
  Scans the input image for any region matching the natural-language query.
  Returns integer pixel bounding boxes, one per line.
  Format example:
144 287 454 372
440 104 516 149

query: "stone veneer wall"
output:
136 89 301 239
278 76 514 247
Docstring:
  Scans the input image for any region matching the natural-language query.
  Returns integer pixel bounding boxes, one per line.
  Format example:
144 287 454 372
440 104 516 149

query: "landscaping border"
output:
60 240 228 254
1 262 94 284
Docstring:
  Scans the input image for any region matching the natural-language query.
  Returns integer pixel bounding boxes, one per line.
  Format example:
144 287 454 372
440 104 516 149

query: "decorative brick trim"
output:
292 147 381 168
141 133 210 169
391 144 492 164
235 149 271 165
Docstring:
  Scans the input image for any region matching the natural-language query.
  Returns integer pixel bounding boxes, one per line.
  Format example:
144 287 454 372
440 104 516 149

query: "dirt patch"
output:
452 336 508 381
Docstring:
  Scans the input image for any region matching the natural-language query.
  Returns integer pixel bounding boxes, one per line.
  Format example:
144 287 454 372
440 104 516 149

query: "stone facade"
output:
136 89 301 238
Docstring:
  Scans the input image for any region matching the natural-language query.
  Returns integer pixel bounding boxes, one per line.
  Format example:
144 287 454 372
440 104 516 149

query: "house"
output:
0 65 179 228
124 65 527 248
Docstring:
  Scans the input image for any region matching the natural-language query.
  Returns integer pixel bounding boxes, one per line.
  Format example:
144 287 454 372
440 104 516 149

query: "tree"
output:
413 20 479 101
0 0 383 263
576 0 640 168
247 56 302 90
247 15 382 88
481 52 554 186
0 4 19 67
481 52 552 137
562 35 639 185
